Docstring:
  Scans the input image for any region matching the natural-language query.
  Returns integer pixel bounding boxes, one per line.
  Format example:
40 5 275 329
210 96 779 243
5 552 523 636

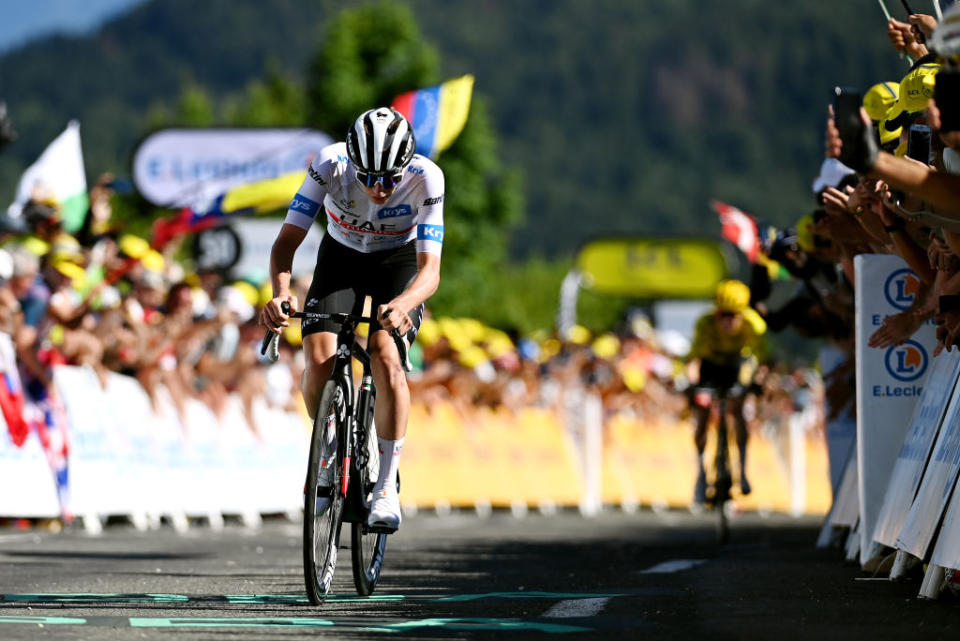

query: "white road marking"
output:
639 559 707 574
542 597 610 618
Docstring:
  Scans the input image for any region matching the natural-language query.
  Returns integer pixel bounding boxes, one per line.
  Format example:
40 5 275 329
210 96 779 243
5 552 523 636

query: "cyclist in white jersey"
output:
261 107 444 532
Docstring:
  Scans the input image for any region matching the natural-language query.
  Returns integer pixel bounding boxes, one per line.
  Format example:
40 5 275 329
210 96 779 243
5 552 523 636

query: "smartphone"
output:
833 87 865 164
936 68 960 134
907 124 932 164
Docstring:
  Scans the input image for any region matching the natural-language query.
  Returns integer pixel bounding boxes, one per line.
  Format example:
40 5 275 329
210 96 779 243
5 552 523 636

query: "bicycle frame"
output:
321 316 376 512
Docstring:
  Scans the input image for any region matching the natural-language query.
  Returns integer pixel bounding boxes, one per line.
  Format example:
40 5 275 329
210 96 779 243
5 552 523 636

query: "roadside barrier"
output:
818 255 960 600
1 365 832 529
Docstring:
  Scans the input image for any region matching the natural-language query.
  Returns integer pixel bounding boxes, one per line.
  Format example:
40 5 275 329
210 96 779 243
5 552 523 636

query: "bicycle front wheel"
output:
304 380 346 605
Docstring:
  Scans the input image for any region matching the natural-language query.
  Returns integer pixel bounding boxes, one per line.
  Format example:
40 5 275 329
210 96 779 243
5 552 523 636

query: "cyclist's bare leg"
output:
302 332 337 419
728 397 751 495
367 329 407 529
369 330 409 441
692 403 710 503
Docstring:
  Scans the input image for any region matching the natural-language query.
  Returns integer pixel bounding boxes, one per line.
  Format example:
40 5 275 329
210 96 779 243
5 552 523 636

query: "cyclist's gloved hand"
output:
825 105 878 174
261 295 298 334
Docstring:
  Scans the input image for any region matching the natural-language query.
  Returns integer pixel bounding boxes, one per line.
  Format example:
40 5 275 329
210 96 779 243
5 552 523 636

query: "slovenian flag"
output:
392 74 474 159
8 121 88 233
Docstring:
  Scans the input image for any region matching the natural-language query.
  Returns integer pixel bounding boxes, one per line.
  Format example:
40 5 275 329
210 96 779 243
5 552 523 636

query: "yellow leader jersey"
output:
688 306 767 365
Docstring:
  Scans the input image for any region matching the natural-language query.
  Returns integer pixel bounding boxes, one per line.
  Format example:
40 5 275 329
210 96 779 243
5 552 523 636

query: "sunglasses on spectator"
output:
356 170 404 189
717 311 737 319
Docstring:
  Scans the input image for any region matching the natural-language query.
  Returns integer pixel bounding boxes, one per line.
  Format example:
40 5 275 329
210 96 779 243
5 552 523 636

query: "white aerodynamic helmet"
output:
345 107 416 179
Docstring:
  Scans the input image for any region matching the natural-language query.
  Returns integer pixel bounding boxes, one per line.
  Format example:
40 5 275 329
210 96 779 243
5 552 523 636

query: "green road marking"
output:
436 591 626 602
130 617 335 628
0 616 87 625
3 593 189 604
363 617 590 633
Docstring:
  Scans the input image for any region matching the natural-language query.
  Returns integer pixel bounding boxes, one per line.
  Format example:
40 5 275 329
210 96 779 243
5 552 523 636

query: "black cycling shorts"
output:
301 234 423 344
697 359 742 393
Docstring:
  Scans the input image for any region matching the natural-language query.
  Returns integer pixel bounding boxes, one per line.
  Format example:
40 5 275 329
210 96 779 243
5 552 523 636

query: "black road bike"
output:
694 385 741 544
262 303 409 604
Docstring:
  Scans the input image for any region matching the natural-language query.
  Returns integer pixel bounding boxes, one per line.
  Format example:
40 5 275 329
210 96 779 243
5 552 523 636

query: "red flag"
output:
711 200 759 263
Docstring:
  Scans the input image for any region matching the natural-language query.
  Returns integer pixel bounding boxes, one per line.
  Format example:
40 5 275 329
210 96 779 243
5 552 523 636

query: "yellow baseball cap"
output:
884 64 941 132
863 82 900 121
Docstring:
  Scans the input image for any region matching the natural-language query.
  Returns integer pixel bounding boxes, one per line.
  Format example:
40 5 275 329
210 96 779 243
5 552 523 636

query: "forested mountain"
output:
0 0 905 257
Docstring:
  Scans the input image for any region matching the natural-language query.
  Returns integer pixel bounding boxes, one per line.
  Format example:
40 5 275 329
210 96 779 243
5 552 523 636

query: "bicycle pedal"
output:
365 523 398 535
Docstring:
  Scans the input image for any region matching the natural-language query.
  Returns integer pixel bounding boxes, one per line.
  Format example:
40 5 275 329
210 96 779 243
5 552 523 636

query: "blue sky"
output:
0 0 144 53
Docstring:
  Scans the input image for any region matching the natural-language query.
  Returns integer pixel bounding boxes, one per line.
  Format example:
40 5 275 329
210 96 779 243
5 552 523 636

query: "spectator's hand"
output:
826 105 878 173
888 18 929 57
928 232 957 271
935 310 960 356
868 310 924 348
378 303 412 335
260 295 297 334
908 13 937 39
821 186 853 215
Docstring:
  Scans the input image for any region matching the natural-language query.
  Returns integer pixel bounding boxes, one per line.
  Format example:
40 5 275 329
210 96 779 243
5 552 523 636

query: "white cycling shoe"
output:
366 488 401 533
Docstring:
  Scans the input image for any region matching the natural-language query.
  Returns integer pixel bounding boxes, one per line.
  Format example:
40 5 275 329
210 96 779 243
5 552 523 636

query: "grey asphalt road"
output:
0 509 958 640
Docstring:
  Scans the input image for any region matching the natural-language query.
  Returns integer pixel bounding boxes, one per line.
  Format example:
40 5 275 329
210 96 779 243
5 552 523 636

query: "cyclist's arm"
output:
388 252 441 314
263 223 307 329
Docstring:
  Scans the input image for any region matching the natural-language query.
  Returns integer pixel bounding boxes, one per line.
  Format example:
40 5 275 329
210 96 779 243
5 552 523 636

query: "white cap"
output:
811 158 856 194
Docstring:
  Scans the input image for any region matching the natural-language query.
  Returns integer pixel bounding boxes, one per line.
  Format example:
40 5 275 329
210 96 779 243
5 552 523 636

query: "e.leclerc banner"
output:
854 255 936 565
872 351 960 548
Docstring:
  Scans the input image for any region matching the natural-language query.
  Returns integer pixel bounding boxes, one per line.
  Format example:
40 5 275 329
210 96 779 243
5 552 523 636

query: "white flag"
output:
8 120 88 232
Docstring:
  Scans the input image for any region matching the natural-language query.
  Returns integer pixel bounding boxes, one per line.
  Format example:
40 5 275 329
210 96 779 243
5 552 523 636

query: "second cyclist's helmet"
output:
345 107 416 175
715 279 751 314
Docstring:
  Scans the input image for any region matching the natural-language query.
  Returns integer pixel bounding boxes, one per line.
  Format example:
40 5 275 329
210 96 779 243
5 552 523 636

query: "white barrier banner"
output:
931 459 960 570
873 351 960 547
0 415 60 518
896 376 960 558
51 365 308 521
831 449 860 527
132 128 333 208
855 255 936 564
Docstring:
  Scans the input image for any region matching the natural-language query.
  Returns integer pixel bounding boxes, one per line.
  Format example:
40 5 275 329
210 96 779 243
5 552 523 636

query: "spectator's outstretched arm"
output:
826 106 960 218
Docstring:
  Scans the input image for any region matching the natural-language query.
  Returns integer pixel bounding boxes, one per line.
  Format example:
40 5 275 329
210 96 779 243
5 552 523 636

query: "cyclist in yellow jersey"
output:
688 279 767 504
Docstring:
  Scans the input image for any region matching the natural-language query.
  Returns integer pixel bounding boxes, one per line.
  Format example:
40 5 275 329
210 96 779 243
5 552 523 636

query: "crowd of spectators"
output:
0 169 820 452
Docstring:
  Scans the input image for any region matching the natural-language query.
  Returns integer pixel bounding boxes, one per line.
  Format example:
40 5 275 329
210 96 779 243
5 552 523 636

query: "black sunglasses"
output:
356 170 404 189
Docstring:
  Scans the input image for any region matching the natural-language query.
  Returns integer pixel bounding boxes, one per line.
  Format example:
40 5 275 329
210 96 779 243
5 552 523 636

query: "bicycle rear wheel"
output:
304 380 346 605
714 409 732 544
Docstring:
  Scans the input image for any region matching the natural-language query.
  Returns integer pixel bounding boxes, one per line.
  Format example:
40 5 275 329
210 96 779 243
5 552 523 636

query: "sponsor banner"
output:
854 255 937 565
930 454 960 570
0 410 60 518
576 237 728 299
895 378 960 558
132 128 333 209
873 351 960 547
831 450 860 526
50 365 307 520
821 344 857 496
229 219 325 280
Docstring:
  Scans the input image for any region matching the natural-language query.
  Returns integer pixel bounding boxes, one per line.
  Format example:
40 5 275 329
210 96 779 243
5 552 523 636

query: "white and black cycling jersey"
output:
283 142 445 256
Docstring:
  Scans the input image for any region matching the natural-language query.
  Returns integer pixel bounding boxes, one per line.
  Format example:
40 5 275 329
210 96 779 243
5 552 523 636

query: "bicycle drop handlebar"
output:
260 301 411 372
